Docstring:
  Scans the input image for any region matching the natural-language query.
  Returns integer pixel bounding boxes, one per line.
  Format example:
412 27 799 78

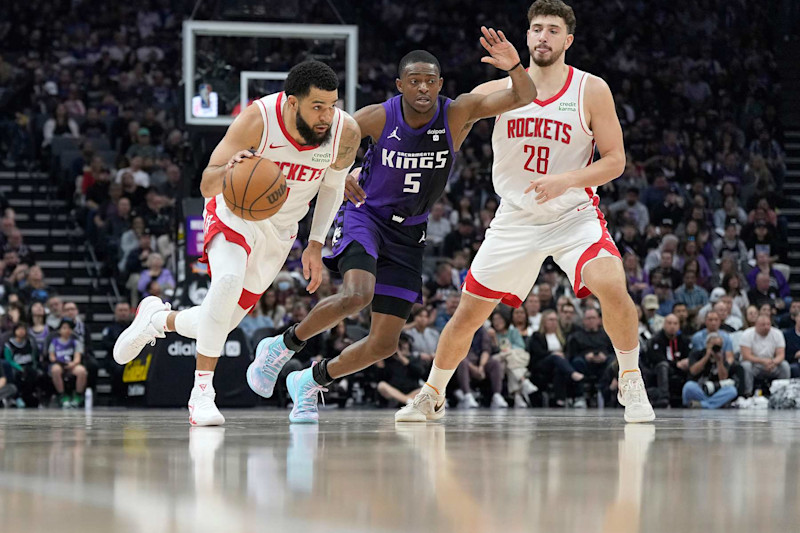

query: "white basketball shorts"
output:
464 201 621 307
201 194 296 309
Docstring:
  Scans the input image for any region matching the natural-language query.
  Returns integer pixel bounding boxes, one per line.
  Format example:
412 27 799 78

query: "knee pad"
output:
205 273 244 323
196 273 244 357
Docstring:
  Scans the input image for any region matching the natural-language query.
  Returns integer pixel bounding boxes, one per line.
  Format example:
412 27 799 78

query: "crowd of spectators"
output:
0 0 793 408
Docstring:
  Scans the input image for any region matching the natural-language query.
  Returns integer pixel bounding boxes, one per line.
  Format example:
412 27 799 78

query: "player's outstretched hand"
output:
226 149 255 169
479 26 521 72
525 173 570 204
343 167 367 207
302 243 324 294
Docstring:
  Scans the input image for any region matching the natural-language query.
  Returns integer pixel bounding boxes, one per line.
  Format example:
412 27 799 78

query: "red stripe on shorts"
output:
463 270 523 308
572 208 621 299
238 288 263 310
200 197 252 266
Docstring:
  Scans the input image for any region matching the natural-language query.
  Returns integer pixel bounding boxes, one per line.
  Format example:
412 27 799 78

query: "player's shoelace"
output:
621 377 646 404
133 327 158 350
131 302 170 350
296 382 327 415
410 392 437 412
261 346 290 381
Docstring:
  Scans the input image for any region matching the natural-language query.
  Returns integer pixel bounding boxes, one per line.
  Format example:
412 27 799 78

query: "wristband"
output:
504 61 523 72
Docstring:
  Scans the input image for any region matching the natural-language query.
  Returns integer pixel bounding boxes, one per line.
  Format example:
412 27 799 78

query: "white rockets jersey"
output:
492 66 597 224
210 91 345 238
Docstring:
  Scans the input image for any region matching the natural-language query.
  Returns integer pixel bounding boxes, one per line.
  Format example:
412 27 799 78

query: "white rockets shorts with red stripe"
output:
201 194 296 309
464 201 620 308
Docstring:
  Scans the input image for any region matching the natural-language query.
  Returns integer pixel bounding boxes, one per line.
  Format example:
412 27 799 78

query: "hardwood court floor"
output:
1 408 799 533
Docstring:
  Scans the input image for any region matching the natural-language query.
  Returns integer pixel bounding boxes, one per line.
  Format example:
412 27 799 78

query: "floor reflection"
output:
0 410 799 533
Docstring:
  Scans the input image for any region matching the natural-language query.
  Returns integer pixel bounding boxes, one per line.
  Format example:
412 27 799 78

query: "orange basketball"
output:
222 156 287 221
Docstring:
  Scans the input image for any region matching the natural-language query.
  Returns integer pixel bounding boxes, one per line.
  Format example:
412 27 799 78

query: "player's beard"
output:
296 109 332 146
530 44 565 67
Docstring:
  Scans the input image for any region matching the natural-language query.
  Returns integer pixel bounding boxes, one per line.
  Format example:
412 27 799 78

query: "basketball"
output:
222 156 288 221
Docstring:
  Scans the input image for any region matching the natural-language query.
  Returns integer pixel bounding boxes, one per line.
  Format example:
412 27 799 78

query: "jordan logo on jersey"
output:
388 127 401 141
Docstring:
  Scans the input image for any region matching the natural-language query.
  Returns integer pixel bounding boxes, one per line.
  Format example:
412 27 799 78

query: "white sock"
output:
194 370 214 392
422 364 455 397
615 345 640 376
151 310 170 332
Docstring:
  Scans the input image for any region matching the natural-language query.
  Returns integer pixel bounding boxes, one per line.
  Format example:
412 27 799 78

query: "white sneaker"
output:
395 391 446 422
457 391 479 409
618 370 656 423
490 393 508 409
113 296 171 364
513 392 529 408
521 379 538 396
573 397 587 409
453 389 464 408
188 387 225 426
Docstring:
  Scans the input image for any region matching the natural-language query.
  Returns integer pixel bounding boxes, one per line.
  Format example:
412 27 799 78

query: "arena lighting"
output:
183 20 358 126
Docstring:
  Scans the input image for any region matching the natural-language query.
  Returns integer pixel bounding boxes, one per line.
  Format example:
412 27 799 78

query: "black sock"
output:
312 358 334 387
283 324 306 352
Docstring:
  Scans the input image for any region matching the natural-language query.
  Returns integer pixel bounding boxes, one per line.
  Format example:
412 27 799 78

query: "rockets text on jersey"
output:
491 66 597 224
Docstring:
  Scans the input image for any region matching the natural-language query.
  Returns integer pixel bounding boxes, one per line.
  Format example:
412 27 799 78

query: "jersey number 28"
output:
524 144 550 174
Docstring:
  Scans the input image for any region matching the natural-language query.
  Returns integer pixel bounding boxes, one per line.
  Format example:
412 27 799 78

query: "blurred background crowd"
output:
0 0 796 410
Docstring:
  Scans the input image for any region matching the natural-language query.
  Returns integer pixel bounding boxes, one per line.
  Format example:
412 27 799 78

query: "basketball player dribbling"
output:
113 60 361 426
244 27 536 423
398 0 655 423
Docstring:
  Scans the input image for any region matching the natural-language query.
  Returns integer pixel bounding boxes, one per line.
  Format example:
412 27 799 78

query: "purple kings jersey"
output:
49 336 81 364
355 94 455 221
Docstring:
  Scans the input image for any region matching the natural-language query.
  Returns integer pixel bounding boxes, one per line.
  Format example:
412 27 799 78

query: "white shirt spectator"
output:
406 327 439 356
608 197 650 234
545 333 563 353
116 167 150 188
137 11 162 39
427 216 452 247
739 326 785 360
528 314 542 334
42 117 80 147
137 45 165 63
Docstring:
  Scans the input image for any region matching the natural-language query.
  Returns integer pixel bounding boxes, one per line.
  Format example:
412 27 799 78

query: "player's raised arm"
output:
304 113 361 293
448 26 537 130
199 104 263 198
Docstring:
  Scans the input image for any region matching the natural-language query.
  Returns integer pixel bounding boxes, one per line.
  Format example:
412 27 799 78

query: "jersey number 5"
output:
403 172 421 194
524 144 550 174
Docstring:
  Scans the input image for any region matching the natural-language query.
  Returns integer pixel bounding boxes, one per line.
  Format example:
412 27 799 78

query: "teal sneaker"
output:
286 364 327 424
246 336 294 398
